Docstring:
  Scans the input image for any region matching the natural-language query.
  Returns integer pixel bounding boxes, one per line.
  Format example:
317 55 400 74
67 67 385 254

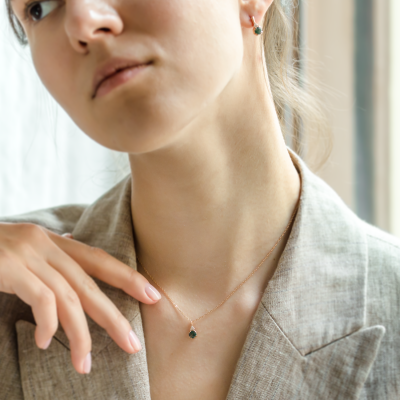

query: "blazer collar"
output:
16 147 384 400
262 148 369 355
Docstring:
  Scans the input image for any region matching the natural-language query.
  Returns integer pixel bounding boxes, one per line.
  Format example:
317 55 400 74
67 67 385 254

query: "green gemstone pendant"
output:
189 325 197 339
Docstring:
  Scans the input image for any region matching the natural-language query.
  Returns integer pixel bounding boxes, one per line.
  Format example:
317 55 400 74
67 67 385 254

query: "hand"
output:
0 223 161 374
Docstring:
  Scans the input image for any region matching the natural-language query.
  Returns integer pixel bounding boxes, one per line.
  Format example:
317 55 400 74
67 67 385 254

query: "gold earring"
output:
250 16 263 35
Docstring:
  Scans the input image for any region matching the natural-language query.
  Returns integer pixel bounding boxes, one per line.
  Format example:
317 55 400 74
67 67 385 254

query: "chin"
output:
78 108 189 154
67 73 212 154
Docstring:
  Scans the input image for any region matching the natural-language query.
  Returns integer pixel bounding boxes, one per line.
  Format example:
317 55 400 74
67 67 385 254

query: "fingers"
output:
25 257 93 374
77 276 142 354
41 242 143 355
0 259 58 350
48 231 162 305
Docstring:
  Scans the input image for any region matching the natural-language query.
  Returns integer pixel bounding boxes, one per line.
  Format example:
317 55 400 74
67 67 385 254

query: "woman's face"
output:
12 0 256 153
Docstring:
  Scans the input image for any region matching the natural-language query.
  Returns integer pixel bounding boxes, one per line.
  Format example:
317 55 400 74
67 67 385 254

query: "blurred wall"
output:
303 0 399 237
303 0 355 210
390 0 400 237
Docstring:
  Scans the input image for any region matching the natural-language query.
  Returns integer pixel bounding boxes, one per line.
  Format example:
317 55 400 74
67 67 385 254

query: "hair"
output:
262 0 332 169
5 0 331 170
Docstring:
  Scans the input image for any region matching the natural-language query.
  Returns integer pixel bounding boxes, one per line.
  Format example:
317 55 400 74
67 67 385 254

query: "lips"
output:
92 58 152 98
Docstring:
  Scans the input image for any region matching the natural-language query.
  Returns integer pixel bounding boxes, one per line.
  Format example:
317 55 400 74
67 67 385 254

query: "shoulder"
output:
0 203 88 400
0 293 30 399
355 220 400 399
359 220 400 333
0 203 88 234
361 219 400 285
361 221 400 323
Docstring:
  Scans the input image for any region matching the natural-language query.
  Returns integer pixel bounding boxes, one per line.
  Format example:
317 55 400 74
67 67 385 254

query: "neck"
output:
128 61 301 309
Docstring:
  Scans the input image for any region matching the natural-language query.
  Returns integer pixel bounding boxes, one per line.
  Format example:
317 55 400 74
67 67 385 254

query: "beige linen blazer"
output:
0 149 399 400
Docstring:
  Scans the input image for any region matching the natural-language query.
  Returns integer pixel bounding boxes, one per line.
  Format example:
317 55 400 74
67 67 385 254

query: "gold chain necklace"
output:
136 195 301 340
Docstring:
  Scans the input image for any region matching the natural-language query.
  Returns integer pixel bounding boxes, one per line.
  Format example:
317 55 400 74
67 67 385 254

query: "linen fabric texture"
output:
0 148 399 400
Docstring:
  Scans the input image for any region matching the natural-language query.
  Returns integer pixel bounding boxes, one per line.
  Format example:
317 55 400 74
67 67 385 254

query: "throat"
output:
129 122 301 302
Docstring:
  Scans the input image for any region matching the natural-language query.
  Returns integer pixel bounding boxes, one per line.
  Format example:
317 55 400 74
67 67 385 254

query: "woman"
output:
1 0 399 399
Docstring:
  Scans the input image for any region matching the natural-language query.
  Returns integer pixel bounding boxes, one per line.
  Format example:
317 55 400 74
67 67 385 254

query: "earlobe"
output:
239 0 273 29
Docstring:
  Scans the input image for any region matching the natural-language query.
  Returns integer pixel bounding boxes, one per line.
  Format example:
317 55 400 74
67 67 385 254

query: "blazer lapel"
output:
16 175 151 400
225 305 384 400
226 149 386 399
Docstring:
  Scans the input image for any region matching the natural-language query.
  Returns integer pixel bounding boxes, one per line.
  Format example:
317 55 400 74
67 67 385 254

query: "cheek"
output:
31 35 94 143
31 37 78 111
150 0 244 96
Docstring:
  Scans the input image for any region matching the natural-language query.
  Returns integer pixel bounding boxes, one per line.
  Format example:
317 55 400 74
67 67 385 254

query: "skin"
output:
7 0 301 397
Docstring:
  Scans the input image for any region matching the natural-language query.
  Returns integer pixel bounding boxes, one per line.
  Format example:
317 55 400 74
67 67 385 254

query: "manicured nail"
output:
62 233 74 239
145 284 161 301
41 337 52 350
83 352 91 374
129 330 142 352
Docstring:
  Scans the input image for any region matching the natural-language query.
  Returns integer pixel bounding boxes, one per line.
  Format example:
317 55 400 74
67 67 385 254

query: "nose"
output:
64 0 124 53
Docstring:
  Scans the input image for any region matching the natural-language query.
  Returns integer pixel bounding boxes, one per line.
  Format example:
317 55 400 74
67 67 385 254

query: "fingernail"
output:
83 352 91 374
42 337 52 350
129 330 142 352
145 284 161 301
62 233 73 239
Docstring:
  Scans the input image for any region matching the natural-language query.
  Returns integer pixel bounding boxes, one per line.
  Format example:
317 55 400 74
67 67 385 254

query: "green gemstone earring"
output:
250 16 263 36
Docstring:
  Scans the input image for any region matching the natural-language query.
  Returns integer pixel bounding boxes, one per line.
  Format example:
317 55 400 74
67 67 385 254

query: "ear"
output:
239 0 274 29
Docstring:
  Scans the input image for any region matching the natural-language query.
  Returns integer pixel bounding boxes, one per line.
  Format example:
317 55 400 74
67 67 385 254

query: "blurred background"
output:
0 0 399 237
288 0 399 237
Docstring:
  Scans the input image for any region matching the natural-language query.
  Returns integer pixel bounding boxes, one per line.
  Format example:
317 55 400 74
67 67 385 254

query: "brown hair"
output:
263 0 332 169
5 0 27 46
5 0 331 170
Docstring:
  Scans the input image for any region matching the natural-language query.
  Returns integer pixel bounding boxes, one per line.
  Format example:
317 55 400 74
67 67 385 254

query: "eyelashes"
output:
22 0 60 23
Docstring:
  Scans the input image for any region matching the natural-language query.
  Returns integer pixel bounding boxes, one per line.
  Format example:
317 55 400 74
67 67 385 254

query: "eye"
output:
27 1 59 22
